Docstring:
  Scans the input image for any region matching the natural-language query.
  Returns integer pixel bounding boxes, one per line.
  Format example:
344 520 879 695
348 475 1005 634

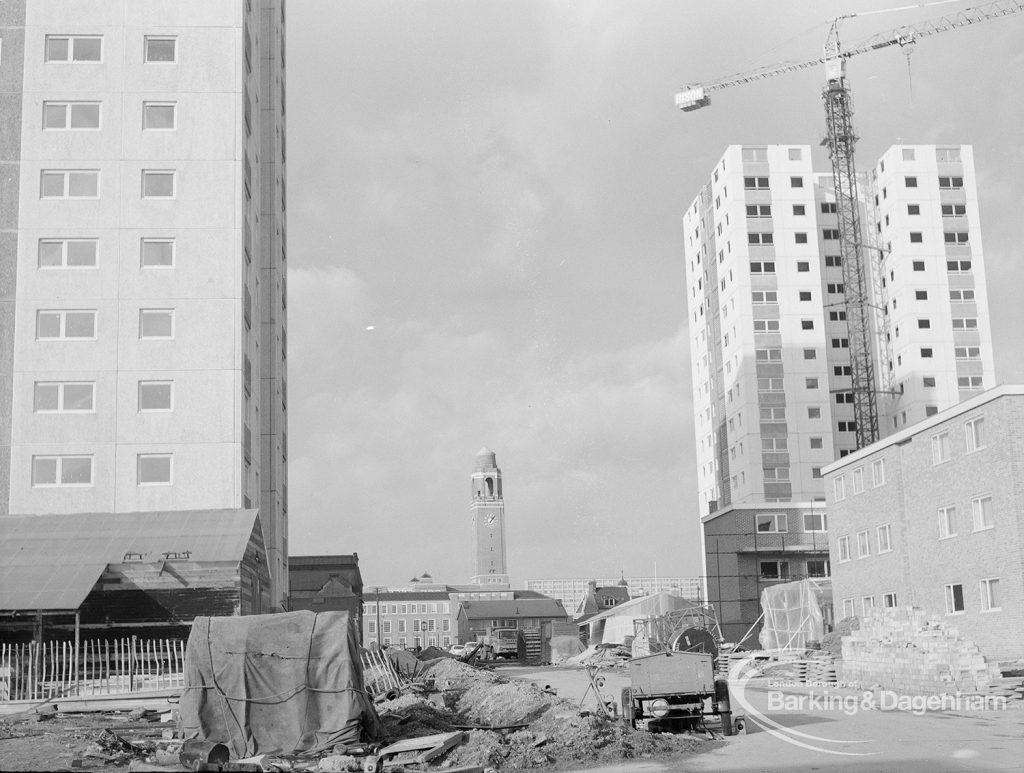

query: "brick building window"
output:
882 592 897 608
806 559 829 577
877 524 892 553
759 560 789 579
964 417 985 452
856 530 870 558
980 579 1000 612
971 496 994 531
871 458 885 487
944 583 965 614
931 432 950 464
837 536 850 563
938 506 957 539
842 598 854 618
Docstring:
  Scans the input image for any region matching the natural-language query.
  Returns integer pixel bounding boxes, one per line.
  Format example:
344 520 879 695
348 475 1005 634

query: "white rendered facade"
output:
684 144 995 517
0 2 289 605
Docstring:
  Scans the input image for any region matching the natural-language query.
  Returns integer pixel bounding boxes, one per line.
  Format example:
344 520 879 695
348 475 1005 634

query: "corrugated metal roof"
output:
0 509 260 612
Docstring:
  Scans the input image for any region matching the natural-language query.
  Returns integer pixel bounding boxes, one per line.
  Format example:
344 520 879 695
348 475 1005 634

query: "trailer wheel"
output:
714 678 734 736
621 687 635 729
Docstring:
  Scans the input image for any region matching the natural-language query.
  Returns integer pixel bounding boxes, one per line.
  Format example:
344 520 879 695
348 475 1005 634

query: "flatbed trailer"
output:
621 650 733 735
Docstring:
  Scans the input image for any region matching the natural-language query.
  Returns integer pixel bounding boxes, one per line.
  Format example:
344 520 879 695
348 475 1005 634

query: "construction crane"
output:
677 0 1024 449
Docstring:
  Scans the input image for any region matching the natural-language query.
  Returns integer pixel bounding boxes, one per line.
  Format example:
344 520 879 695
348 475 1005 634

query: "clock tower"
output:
470 447 510 585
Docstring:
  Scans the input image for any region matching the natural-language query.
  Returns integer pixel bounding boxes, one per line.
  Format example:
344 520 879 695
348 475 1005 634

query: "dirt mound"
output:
417 646 453 661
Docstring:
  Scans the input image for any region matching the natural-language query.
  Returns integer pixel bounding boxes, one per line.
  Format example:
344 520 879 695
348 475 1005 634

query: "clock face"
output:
486 514 497 527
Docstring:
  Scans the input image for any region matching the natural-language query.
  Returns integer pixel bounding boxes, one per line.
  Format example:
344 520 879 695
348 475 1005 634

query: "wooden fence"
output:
0 637 187 702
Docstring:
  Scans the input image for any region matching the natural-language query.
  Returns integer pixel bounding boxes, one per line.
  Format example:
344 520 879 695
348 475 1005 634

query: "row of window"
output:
754 512 827 533
364 602 451 614
837 523 892 560
33 380 172 413
841 579 998 619
40 170 176 199
759 559 830 580
32 453 172 486
43 101 176 130
367 618 451 634
932 417 985 463
38 238 174 269
36 309 174 340
44 34 177 63
833 458 887 501
938 496 995 538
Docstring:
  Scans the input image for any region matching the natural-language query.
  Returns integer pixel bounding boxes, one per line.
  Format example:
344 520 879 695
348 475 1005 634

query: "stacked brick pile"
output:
841 606 1001 695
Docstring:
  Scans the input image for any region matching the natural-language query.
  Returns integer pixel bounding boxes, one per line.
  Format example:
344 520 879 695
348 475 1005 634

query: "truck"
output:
620 650 734 735
484 628 519 660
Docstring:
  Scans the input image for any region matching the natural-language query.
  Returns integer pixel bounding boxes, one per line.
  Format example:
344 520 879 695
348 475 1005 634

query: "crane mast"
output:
822 61 880 447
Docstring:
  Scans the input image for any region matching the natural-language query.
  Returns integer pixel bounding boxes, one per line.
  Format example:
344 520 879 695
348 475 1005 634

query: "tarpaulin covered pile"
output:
758 578 831 650
181 610 382 757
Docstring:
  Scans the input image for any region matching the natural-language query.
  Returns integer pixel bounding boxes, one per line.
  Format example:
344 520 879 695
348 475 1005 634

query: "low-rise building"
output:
455 595 571 645
362 590 457 650
824 385 1024 662
703 502 831 645
574 579 630 621
525 576 703 613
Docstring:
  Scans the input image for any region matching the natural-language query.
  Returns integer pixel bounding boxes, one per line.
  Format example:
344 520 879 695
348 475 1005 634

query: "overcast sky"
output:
285 1 1024 587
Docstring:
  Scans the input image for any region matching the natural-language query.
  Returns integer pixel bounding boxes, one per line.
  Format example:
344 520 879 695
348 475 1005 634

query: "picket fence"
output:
0 637 187 702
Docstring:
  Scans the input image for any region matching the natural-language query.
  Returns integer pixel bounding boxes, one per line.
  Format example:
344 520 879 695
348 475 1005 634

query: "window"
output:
755 513 787 533
760 561 790 580
971 496 993 531
855 530 870 558
837 421 857 432
938 505 957 539
139 309 174 339
141 239 175 268
842 598 855 618
804 512 827 532
144 36 177 63
753 320 780 332
788 148 802 160
797 261 809 272
980 578 1000 612
806 378 818 389
964 417 984 452
790 176 803 188
916 319 932 330
938 176 964 190
45 35 102 62
743 176 769 189
861 596 875 616
945 583 965 614
759 407 786 422
812 467 822 479
909 232 923 243
904 203 920 216
922 376 936 388
803 349 816 360
32 455 93 486
792 204 805 215
808 407 822 419
809 437 823 449
36 310 96 339
795 232 808 244
799 291 812 301
904 176 917 187
749 261 775 273
949 289 975 301
951 317 978 330
944 232 969 244
38 239 97 268
915 290 928 300
921 348 933 358
833 476 846 501
835 392 854 404
947 260 972 272
746 204 771 217
851 467 864 493
138 454 172 484
755 348 782 361
761 437 788 451
826 283 845 294
837 536 851 563
142 170 175 198
752 290 778 304
138 381 173 411
941 203 967 216
807 559 829 577
820 202 837 214
955 346 981 359
748 233 774 246
757 377 784 391
34 382 94 413
143 102 176 130
877 524 892 553
871 458 885 487
43 102 100 129
824 255 842 267
822 229 840 240
40 170 99 198
882 592 897 608
831 338 849 349
913 260 925 271
902 148 916 161
931 432 950 464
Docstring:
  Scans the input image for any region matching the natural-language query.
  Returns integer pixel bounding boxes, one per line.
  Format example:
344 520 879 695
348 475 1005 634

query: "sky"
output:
285 1 1024 588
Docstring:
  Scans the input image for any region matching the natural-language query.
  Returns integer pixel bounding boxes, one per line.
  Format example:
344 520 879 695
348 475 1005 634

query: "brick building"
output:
362 590 456 650
824 386 1024 661
703 502 831 645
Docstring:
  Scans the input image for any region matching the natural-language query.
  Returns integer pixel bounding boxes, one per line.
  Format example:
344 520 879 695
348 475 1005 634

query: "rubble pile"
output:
563 644 632 669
